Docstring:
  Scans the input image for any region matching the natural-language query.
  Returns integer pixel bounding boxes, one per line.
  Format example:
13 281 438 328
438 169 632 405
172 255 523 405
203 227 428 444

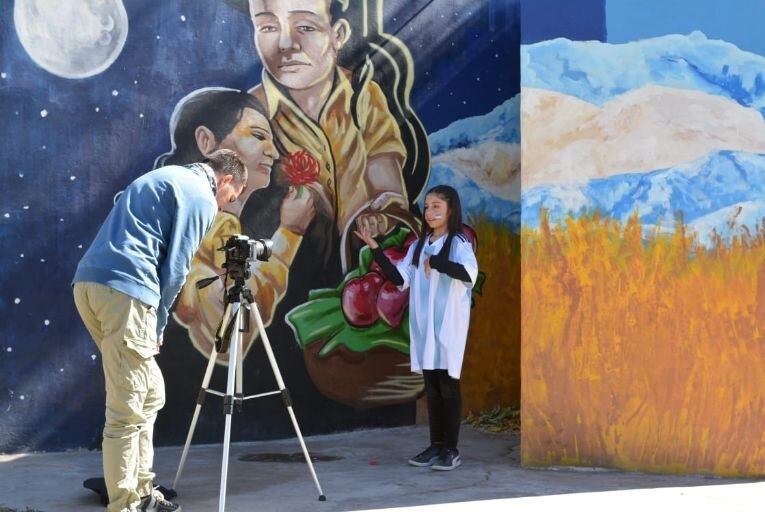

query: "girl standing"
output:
355 185 478 471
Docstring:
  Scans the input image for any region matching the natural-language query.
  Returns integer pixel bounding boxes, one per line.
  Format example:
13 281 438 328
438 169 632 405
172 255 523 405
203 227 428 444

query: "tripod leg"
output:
172 338 221 491
219 303 241 512
235 321 244 412
251 304 326 501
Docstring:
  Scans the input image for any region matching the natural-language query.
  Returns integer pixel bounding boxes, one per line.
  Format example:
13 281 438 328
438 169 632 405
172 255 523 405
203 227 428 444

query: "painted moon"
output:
14 0 128 79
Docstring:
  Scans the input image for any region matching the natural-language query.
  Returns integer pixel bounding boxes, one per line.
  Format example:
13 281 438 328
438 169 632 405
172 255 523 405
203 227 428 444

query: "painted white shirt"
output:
396 234 478 379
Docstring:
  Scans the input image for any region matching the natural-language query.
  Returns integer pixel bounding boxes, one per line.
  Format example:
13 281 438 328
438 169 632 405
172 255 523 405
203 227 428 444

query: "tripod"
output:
171 278 326 511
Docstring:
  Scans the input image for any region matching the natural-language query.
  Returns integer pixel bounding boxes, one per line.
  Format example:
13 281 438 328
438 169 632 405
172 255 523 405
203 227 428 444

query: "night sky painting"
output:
520 0 606 44
0 0 520 452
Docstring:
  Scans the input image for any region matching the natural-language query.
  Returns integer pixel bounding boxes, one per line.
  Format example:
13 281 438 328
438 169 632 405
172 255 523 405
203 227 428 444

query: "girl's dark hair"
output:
412 185 464 266
155 88 268 168
225 0 431 204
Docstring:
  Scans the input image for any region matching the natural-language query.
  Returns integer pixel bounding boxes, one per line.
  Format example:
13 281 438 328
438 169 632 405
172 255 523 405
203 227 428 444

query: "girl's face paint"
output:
424 194 449 233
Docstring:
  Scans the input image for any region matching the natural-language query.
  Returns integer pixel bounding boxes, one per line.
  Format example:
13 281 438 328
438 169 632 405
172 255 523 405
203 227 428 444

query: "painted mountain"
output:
425 95 520 229
523 150 765 234
521 32 765 244
522 86 765 189
522 31 765 114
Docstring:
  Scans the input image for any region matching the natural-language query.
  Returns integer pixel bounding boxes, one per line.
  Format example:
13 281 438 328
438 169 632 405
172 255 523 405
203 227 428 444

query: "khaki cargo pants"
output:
73 282 164 512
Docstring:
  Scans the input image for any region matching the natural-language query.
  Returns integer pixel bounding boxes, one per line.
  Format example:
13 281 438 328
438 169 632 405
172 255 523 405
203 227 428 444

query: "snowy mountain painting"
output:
522 31 765 114
523 151 765 242
425 95 521 230
521 32 765 244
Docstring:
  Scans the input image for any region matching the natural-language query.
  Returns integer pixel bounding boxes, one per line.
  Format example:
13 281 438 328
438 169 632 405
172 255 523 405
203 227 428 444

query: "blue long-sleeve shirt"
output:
73 164 218 339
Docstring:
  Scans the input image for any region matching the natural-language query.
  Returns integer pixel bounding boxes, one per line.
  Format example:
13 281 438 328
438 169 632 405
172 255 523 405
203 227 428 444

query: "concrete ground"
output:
0 425 762 512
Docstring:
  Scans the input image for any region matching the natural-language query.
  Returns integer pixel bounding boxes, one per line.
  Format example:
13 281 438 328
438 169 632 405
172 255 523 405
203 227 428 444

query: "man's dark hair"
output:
204 148 247 184
155 88 268 168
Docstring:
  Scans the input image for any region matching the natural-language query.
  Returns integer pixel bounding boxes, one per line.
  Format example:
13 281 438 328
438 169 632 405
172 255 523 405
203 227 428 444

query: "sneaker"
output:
431 449 462 471
408 445 444 467
140 489 182 512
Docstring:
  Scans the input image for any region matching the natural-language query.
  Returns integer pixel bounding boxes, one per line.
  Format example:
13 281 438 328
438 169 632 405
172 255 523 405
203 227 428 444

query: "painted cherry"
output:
370 245 408 275
404 233 418 248
376 281 409 328
341 272 385 327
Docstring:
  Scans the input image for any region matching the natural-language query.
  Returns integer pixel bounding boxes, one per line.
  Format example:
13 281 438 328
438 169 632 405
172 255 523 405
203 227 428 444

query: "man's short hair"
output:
204 149 247 184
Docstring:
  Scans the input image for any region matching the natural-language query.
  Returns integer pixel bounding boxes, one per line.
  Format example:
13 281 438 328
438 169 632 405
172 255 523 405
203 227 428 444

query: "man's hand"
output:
353 221 380 250
355 211 389 239
280 186 316 235
354 191 406 239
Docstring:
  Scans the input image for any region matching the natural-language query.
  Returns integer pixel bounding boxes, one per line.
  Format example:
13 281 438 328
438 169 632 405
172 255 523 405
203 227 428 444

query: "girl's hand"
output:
354 221 380 250
424 256 431 278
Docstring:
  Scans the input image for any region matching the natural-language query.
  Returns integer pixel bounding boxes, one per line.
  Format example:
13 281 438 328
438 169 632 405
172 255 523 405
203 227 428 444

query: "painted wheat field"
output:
522 212 765 477
461 217 521 413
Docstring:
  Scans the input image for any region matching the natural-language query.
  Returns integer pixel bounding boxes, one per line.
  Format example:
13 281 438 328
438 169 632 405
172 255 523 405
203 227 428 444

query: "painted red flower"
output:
282 149 320 186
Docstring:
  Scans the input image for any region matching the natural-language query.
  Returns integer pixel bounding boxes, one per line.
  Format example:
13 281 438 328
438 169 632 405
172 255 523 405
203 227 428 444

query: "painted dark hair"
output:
227 0 431 205
333 0 431 204
155 88 268 168
412 185 464 267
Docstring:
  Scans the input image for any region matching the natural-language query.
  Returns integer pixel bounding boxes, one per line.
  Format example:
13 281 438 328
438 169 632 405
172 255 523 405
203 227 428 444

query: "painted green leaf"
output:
318 319 410 357
286 297 346 348
307 288 341 301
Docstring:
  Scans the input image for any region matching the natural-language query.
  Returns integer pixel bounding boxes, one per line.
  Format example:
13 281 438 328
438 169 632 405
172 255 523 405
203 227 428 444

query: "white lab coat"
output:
396 234 478 379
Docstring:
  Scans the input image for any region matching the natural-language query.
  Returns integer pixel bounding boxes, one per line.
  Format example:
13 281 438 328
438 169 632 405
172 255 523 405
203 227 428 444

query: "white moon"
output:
14 0 128 79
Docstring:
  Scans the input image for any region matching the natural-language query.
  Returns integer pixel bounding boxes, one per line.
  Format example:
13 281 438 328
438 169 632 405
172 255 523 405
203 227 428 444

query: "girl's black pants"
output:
423 369 462 450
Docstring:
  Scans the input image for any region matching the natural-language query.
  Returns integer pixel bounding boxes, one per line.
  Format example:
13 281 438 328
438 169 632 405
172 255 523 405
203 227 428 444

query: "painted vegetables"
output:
341 240 416 329
286 226 484 359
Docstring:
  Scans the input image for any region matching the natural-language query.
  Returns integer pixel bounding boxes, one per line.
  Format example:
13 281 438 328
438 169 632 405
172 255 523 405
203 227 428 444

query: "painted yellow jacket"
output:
173 211 302 361
250 68 417 271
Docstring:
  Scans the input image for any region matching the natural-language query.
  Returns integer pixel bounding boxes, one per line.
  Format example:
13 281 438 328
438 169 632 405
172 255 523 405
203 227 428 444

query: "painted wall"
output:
0 0 520 452
521 0 765 476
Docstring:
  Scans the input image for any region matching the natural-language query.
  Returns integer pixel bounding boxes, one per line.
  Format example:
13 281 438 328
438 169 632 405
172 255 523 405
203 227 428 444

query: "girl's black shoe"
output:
408 445 444 467
431 449 462 471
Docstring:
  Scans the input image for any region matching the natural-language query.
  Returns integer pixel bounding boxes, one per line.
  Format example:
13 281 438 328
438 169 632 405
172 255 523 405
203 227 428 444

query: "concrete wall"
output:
521 0 765 476
0 0 520 452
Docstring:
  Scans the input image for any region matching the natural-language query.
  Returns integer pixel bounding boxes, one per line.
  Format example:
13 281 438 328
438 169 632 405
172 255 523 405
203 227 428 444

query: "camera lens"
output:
254 239 273 262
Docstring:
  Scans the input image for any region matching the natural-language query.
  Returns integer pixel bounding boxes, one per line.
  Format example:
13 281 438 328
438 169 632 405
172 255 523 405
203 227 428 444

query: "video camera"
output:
195 234 273 293
220 234 273 283
192 235 273 353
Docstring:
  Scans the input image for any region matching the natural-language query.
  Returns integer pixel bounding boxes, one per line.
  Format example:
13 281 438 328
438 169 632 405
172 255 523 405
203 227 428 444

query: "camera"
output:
221 234 273 283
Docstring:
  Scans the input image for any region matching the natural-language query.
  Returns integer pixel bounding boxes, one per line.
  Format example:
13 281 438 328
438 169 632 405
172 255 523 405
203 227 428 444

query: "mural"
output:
169 0 429 408
521 0 765 476
0 0 520 452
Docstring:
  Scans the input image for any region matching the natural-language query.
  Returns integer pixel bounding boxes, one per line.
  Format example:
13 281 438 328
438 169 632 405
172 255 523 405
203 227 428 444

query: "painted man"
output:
247 0 418 271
